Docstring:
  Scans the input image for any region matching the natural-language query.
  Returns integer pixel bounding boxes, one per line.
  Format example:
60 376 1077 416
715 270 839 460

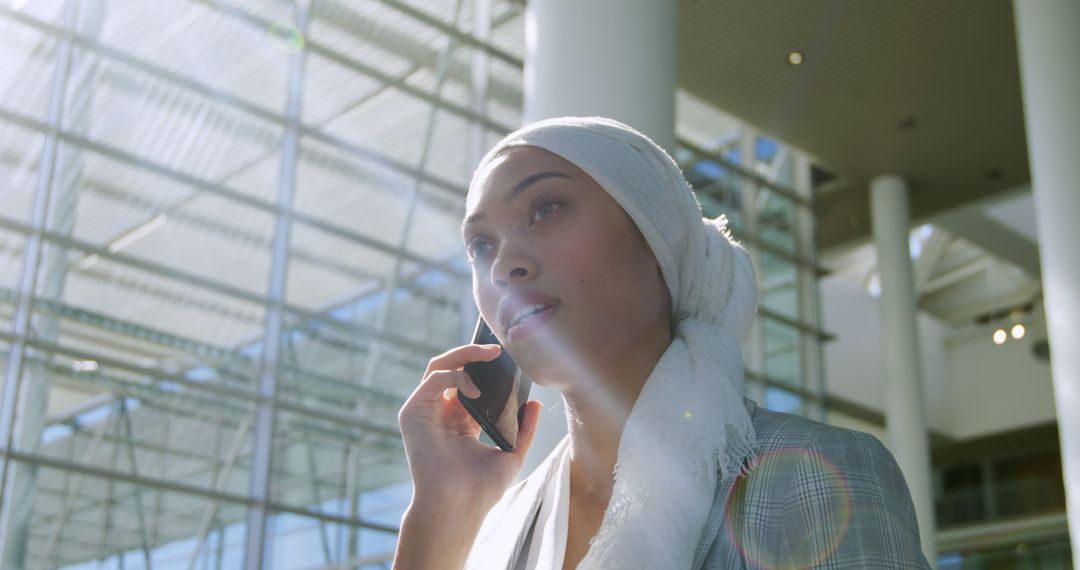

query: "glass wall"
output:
0 0 525 567
676 130 828 421
0 1 823 568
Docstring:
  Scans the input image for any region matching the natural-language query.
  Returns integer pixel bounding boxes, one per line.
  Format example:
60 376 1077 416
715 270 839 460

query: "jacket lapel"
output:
467 437 570 570
691 398 758 569
472 398 759 570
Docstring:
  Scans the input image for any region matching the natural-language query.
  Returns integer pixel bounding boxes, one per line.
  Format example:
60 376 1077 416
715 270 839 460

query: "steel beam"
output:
243 1 310 565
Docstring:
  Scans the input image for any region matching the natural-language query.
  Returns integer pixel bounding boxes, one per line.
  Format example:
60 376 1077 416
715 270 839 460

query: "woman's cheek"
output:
472 275 499 327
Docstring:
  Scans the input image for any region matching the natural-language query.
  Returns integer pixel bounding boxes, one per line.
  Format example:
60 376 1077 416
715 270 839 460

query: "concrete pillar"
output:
524 0 676 151
518 0 676 477
870 175 937 565
1013 1 1080 563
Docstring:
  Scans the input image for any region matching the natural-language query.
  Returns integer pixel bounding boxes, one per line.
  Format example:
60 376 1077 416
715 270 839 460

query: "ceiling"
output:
677 0 1030 251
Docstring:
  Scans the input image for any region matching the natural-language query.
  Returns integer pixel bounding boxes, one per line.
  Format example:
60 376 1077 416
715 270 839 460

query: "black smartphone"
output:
458 316 531 451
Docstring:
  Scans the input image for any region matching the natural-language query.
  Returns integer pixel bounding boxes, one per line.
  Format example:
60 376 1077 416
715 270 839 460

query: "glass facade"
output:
0 1 824 568
676 131 827 421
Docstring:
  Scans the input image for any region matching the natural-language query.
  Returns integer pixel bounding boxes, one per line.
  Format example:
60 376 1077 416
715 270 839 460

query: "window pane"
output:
294 136 412 249
266 510 400 570
681 153 745 232
763 386 802 415
0 119 46 225
759 250 798 320
0 14 57 122
755 135 793 188
96 0 290 113
45 144 276 299
0 226 27 301
12 459 249 569
31 240 265 391
762 316 800 387
269 409 407 517
756 186 797 254
18 347 256 497
62 48 284 205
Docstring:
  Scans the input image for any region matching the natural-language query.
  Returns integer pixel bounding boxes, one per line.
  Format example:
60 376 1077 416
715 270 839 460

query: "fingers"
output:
400 344 503 432
425 344 501 377
411 369 481 405
510 400 544 461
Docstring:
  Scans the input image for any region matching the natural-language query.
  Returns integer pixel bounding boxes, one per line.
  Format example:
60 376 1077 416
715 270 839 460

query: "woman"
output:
393 117 930 569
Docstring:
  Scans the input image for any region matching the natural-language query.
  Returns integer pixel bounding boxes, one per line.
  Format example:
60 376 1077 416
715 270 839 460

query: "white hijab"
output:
468 116 759 569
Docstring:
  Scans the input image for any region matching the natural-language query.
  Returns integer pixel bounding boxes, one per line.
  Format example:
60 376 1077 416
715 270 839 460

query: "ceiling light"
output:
108 214 167 253
77 254 100 271
1011 324 1026 340
72 360 98 372
992 329 1007 345
787 51 804 66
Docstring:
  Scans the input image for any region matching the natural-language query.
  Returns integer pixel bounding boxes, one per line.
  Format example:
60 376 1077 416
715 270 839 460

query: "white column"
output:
524 0 676 151
1013 1 1080 563
519 0 676 476
870 175 937 565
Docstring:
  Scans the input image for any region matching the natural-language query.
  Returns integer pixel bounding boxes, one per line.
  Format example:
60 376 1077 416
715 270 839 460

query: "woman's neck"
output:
561 329 670 501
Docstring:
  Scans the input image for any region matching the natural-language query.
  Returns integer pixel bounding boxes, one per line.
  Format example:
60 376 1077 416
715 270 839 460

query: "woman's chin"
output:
508 326 606 385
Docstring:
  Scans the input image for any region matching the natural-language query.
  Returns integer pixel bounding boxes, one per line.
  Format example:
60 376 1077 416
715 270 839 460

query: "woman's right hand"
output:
398 343 543 512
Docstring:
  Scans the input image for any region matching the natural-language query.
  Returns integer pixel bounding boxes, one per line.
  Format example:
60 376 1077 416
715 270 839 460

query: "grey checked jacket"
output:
469 398 932 569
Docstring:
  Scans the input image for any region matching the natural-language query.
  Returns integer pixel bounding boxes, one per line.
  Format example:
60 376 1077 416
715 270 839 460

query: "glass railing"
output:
939 536 1072 570
937 477 1066 528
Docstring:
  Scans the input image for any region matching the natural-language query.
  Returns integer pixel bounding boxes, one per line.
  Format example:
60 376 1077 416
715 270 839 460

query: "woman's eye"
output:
468 240 494 259
531 198 563 223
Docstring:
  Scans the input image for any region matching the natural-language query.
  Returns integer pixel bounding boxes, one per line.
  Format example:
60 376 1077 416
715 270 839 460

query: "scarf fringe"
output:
577 323 756 570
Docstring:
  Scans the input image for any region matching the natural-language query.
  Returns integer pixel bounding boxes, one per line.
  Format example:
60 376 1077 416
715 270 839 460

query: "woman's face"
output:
461 146 671 388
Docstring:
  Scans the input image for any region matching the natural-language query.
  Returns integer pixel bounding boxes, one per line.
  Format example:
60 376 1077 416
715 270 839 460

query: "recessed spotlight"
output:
787 51 804 66
993 329 1007 345
1011 324 1026 340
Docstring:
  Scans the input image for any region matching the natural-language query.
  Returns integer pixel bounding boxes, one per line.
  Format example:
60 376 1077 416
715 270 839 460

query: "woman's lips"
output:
498 291 559 333
507 304 556 342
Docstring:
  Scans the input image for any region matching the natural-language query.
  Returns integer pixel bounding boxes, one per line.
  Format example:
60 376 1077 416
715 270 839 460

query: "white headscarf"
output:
469 116 759 569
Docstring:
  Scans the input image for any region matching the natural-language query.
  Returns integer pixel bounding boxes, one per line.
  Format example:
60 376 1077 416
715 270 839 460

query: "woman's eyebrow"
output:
505 171 571 202
461 171 571 230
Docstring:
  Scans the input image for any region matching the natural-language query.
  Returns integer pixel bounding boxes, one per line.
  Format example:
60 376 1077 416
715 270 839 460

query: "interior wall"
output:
820 275 1056 442
944 317 1055 439
821 275 953 437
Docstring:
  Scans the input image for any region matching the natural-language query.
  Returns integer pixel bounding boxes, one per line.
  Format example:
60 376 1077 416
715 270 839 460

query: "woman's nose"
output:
490 248 538 289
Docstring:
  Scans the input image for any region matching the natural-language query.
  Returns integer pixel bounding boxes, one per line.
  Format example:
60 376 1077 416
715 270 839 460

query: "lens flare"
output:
267 21 305 53
724 448 852 568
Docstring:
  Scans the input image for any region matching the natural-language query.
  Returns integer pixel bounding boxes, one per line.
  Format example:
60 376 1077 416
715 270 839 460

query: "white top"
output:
516 443 571 570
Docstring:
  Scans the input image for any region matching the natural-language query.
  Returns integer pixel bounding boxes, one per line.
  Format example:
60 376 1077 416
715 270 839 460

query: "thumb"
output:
510 400 544 463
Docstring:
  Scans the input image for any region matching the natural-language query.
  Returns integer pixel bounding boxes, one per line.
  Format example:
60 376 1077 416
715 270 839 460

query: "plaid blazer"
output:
694 399 931 569
468 398 932 569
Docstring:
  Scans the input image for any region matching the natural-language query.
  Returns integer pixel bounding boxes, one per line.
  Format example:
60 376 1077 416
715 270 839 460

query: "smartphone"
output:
458 316 531 451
